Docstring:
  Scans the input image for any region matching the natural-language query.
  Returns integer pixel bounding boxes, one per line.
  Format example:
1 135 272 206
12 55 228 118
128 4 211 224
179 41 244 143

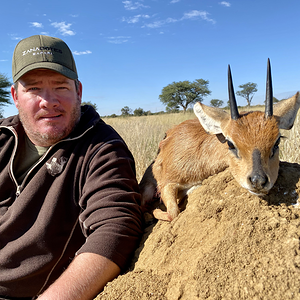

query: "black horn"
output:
265 58 273 117
228 65 239 120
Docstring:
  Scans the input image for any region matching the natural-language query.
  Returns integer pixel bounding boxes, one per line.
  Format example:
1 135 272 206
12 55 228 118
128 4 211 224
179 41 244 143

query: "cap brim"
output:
13 61 78 82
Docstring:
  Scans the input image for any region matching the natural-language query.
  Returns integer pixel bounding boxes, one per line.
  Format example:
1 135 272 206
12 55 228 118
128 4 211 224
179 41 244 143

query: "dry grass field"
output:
103 108 300 182
103 112 195 182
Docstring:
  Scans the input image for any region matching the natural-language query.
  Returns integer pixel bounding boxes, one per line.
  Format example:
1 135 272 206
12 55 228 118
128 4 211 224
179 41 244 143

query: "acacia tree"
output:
159 79 211 113
265 96 279 104
210 99 224 108
121 106 132 116
236 82 258 106
0 73 12 118
133 107 146 116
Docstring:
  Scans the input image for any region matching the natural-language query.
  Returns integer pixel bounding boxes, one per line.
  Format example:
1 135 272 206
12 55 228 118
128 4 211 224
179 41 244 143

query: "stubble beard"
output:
19 97 81 147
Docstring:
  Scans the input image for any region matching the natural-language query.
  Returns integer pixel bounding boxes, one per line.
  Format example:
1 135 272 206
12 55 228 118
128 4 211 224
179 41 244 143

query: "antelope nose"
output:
250 149 269 191
249 173 268 190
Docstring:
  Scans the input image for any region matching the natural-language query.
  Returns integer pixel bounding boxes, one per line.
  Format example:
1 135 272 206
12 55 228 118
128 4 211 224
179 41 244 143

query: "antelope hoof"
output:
153 208 177 222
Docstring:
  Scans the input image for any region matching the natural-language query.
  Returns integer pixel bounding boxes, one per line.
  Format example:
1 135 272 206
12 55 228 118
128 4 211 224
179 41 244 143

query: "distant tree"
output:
121 106 132 116
133 107 145 116
0 73 12 118
159 79 211 113
236 82 258 106
210 99 224 108
81 101 98 111
266 96 280 104
263 96 280 105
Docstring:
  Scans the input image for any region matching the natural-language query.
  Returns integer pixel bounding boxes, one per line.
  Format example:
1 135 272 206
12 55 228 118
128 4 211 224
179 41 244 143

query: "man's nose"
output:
38 89 59 108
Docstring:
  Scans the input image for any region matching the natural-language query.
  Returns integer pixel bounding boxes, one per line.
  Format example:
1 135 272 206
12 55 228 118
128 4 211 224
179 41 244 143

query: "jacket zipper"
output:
1 125 94 198
6 126 21 197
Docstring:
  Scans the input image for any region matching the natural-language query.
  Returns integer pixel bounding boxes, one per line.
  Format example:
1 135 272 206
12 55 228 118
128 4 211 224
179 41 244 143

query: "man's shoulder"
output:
93 119 124 144
78 106 125 145
0 115 20 127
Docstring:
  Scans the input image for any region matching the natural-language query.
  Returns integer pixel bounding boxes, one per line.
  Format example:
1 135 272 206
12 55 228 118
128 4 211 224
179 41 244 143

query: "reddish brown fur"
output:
222 112 280 192
154 119 229 189
153 112 280 196
225 112 279 154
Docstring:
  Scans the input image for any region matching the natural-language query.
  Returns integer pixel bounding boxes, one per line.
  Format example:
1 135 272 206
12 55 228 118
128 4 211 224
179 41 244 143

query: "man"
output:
0 35 143 299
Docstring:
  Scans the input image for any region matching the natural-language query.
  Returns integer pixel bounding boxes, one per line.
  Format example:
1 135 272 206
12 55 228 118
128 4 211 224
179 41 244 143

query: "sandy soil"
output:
96 162 300 300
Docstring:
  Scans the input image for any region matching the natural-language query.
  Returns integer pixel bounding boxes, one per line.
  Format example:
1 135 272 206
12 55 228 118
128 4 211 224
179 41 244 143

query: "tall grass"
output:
103 110 300 182
103 112 194 182
280 113 300 162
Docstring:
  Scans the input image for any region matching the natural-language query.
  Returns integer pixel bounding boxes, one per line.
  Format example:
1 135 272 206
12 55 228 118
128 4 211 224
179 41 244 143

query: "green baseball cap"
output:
12 35 78 82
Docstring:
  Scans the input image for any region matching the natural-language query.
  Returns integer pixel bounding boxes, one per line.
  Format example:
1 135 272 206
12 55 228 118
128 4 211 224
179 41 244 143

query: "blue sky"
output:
0 0 299 117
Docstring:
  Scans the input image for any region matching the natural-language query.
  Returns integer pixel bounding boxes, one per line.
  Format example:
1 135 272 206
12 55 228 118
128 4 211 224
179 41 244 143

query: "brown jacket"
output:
0 105 143 297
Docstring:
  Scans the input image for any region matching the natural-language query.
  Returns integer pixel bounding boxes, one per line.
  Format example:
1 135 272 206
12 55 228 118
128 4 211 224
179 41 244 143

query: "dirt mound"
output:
96 162 300 300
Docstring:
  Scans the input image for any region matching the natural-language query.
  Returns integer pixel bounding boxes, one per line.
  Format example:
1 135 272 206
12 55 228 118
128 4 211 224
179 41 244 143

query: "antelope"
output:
139 59 300 221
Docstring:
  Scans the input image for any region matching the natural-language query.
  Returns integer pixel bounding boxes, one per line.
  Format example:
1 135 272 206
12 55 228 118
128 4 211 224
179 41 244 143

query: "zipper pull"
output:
16 186 22 197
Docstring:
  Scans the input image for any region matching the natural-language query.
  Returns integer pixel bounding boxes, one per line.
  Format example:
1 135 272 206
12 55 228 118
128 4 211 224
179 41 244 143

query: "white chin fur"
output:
248 189 269 196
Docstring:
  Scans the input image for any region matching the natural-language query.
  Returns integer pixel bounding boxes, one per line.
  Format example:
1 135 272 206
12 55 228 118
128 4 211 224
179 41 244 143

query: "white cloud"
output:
143 17 177 28
219 1 231 7
30 22 43 28
170 0 180 3
123 1 149 10
122 14 150 24
51 22 75 36
9 35 22 41
182 10 215 23
143 20 164 29
73 50 92 55
107 36 131 44
166 17 177 23
143 10 215 28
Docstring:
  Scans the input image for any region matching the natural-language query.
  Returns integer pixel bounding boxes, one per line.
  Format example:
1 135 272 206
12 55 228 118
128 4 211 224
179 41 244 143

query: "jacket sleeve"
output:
76 139 143 270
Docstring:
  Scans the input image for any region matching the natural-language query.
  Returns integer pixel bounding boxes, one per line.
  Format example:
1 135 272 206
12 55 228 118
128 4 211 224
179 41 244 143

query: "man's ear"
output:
77 80 83 104
11 84 19 108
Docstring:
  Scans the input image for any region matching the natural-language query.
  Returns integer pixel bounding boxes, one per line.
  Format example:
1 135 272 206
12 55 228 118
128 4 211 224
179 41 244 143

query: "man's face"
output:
11 69 82 147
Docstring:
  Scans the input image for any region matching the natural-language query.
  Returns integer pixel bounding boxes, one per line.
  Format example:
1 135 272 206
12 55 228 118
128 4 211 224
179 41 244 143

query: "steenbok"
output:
140 60 300 221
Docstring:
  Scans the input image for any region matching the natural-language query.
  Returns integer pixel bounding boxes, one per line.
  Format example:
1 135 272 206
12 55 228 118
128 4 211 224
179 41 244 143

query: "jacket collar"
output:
68 105 101 138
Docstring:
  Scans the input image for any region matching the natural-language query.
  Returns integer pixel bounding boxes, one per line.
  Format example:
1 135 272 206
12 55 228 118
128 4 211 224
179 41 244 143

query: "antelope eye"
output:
227 140 235 150
270 136 281 158
226 140 239 158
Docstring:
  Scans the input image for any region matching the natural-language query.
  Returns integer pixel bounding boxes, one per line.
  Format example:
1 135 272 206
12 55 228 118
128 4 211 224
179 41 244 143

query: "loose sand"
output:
96 162 300 300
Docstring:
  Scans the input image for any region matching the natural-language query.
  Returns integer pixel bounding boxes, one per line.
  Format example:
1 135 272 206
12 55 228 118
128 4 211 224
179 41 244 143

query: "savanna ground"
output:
95 103 300 300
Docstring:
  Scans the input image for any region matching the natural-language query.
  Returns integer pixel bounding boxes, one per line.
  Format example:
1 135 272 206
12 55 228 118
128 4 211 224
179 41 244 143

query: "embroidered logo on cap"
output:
22 47 63 56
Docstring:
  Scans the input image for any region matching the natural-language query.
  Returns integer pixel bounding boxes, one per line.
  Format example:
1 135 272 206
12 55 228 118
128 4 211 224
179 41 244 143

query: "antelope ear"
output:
194 102 230 135
273 92 300 130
